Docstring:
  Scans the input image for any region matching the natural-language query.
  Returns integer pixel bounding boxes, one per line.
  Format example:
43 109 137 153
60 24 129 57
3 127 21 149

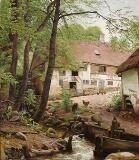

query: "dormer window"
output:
94 49 100 56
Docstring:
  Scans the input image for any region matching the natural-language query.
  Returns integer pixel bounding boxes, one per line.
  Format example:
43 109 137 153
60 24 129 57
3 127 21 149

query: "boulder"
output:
46 128 57 138
105 152 135 160
56 139 67 151
91 112 102 125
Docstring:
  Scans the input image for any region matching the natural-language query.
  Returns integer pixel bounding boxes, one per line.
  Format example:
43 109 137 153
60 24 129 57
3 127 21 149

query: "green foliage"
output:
58 24 102 41
110 36 130 52
108 10 139 50
111 93 122 111
60 89 72 112
0 70 17 85
58 24 85 41
85 26 102 40
21 113 41 130
4 106 13 120
23 89 37 106
56 39 81 71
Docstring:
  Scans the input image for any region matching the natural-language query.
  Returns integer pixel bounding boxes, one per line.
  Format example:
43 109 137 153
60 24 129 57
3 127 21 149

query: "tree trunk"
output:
16 40 31 109
9 33 18 99
34 0 60 122
9 0 19 99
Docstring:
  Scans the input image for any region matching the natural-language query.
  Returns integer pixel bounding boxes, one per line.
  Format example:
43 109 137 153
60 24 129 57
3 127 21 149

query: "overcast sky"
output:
76 0 139 42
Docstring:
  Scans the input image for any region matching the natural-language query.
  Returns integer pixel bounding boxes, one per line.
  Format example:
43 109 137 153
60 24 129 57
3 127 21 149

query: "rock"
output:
9 111 20 122
91 112 102 125
59 117 65 121
12 111 20 116
41 143 49 150
10 115 20 122
46 128 57 138
56 139 67 151
74 115 82 121
48 108 56 114
43 111 51 119
105 152 135 160
15 132 27 141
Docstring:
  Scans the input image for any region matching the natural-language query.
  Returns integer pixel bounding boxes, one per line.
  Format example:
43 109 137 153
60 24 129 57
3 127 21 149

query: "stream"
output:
52 136 101 160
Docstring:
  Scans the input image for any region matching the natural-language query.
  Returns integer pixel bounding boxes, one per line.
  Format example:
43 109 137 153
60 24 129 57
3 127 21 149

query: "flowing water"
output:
52 136 100 160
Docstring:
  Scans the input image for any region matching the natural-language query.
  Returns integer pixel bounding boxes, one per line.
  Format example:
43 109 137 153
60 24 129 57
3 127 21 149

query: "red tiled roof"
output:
117 48 139 74
72 41 130 67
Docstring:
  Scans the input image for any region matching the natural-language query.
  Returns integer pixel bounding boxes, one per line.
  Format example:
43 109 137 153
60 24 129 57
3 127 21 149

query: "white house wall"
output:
50 70 61 96
82 64 91 83
122 69 139 95
91 73 121 88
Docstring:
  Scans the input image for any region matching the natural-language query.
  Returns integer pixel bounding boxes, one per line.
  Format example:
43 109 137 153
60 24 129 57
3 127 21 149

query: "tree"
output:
59 24 102 41
58 24 85 41
34 0 61 122
1 0 104 121
107 9 139 51
34 0 104 122
85 26 102 40
110 36 129 52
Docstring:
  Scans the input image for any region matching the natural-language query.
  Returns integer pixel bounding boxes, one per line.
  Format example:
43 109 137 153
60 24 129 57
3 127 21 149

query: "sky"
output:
75 0 139 42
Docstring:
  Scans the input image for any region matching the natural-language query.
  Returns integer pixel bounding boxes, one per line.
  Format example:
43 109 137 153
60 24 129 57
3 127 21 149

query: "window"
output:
59 70 66 76
83 80 89 84
70 82 76 89
86 80 89 84
91 80 97 86
83 64 88 71
99 66 106 73
108 81 113 86
72 71 78 76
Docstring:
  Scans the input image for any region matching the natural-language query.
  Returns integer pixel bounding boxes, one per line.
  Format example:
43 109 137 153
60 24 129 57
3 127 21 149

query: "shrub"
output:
23 89 37 106
111 93 122 111
0 69 17 85
21 113 41 130
60 89 72 112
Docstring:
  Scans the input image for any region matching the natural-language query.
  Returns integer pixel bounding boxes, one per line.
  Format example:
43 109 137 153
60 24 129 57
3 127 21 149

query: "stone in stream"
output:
105 152 135 160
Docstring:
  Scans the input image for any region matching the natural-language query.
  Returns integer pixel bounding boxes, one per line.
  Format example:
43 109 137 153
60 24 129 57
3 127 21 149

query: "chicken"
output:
82 100 90 107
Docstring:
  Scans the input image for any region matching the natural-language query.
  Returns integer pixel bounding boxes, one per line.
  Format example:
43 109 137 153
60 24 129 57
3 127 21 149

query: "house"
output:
59 41 130 95
116 48 139 114
29 41 130 97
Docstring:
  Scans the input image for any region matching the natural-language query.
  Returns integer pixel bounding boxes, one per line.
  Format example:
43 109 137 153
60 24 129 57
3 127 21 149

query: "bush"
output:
60 89 72 112
111 93 122 111
21 113 41 130
23 89 37 106
0 69 17 85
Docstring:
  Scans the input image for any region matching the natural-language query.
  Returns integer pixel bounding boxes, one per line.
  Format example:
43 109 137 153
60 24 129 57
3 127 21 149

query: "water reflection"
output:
53 136 95 160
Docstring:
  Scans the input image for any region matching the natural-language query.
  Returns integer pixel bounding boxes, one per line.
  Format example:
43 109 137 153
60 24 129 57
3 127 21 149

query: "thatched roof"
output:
116 48 139 74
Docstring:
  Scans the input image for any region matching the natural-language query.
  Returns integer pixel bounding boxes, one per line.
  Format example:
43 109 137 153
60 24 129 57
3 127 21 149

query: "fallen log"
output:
95 136 139 156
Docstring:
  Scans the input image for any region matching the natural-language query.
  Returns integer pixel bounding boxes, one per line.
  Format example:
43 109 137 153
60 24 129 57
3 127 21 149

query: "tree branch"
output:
36 1 56 33
59 11 125 31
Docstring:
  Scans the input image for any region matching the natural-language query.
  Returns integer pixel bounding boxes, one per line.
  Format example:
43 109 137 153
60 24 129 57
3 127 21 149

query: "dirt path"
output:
72 93 139 135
